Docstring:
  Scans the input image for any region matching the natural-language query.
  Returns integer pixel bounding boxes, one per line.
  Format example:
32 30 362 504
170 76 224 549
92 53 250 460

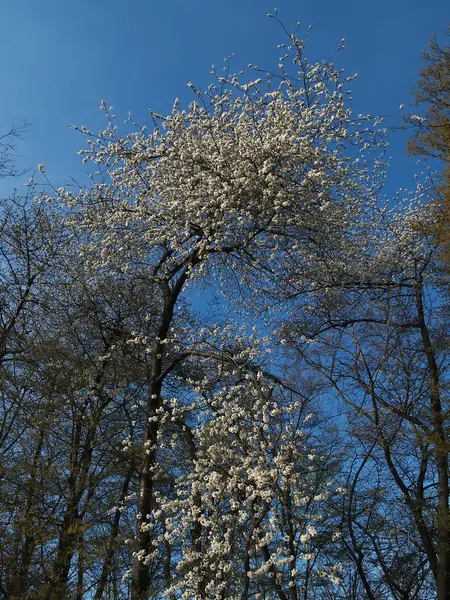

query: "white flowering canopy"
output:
144 367 345 597
65 29 386 296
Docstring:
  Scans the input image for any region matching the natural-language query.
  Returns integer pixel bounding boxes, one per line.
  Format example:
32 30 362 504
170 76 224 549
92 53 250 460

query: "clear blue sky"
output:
0 0 449 197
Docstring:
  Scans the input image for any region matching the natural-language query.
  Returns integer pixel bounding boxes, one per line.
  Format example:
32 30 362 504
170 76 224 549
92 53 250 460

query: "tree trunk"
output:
10 428 45 599
131 259 197 600
416 278 450 600
48 418 96 600
94 464 134 600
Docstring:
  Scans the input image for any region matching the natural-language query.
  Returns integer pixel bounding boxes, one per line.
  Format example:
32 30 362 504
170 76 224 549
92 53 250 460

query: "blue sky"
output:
0 0 449 197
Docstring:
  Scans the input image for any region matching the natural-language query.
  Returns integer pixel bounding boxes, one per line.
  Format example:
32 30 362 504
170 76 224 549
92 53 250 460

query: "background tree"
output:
407 27 450 267
280 202 449 599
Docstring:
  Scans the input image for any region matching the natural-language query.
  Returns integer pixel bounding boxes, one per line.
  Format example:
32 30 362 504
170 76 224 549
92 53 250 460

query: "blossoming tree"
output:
56 19 390 599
